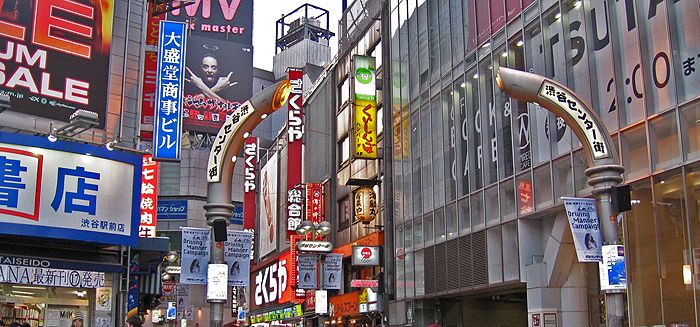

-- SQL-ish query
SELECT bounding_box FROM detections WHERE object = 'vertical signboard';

[140,3,164,140]
[259,153,279,258]
[323,253,342,290]
[224,230,253,287]
[139,154,159,237]
[168,0,254,133]
[287,68,304,237]
[287,184,304,235]
[181,227,210,284]
[353,55,378,159]
[0,0,114,127]
[563,197,603,262]
[306,183,324,224]
[243,137,258,230]
[297,255,318,290]
[599,245,627,291]
[153,21,187,161]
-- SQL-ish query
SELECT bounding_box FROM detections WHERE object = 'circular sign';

[356,68,373,84]
[162,280,176,295]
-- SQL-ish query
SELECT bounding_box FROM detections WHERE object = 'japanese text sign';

[287,184,304,234]
[0,132,140,246]
[252,251,294,308]
[243,137,258,230]
[0,0,114,127]
[353,55,378,159]
[207,101,254,182]
[153,21,187,161]
[306,183,324,224]
[563,197,603,262]
[539,82,610,160]
[139,155,159,238]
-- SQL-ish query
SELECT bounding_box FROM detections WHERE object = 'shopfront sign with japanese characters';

[252,252,293,307]
[153,21,188,161]
[0,132,140,246]
[353,55,378,159]
[538,82,610,160]
[306,183,324,224]
[352,246,380,266]
[207,101,254,183]
[0,254,114,288]
[139,155,159,237]
[243,137,258,230]
[287,185,304,234]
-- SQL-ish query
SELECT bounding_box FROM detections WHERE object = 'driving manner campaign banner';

[0,0,114,127]
[562,197,603,262]
[181,227,210,284]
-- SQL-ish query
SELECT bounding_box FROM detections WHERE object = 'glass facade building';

[386,0,700,326]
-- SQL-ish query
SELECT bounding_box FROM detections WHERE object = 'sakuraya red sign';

[139,154,159,237]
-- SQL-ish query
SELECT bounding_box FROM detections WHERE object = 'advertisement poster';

[176,284,190,318]
[562,197,603,262]
[353,55,378,159]
[0,132,140,246]
[45,306,88,327]
[259,152,279,258]
[181,227,210,284]
[297,254,317,290]
[0,0,114,127]
[95,288,112,311]
[168,0,253,133]
[224,230,253,286]
[207,264,228,301]
[599,245,627,291]
[323,253,342,290]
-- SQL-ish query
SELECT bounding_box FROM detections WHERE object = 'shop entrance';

[1,284,101,327]
[410,290,527,327]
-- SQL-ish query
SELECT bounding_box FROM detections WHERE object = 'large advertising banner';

[0,132,140,246]
[181,227,210,284]
[168,0,254,133]
[353,55,378,159]
[562,197,603,262]
[0,0,114,128]
[259,152,279,258]
[224,230,253,287]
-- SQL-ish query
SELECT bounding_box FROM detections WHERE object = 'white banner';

[297,254,317,289]
[224,230,253,287]
[323,253,342,289]
[181,227,210,284]
[0,265,105,288]
[207,264,228,301]
[562,197,603,262]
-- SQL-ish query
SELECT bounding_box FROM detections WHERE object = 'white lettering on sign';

[539,82,610,160]
[286,187,303,232]
[287,78,303,142]
[243,141,257,192]
[254,258,288,306]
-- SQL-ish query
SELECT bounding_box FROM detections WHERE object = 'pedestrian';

[21,322,30,327]
[125,316,142,327]
[9,322,20,327]
[71,311,83,327]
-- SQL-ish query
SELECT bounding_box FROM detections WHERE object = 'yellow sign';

[353,55,378,159]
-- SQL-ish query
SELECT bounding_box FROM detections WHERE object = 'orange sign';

[329,291,359,317]
[334,231,383,258]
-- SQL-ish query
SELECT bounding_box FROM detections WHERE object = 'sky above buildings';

[252,0,343,71]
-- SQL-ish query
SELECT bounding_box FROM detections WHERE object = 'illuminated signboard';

[139,154,159,237]
[287,68,303,237]
[353,55,378,159]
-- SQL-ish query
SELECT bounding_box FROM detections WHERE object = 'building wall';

[386,0,700,326]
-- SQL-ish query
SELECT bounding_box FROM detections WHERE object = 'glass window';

[396,226,405,255]
[500,180,515,221]
[445,83,458,202]
[340,136,350,163]
[377,106,384,136]
[339,77,350,105]
[371,41,383,69]
[458,196,470,233]
[587,0,618,132]
[414,217,423,247]
[625,178,662,326]
[402,116,413,222]
[462,0,477,53]
[433,94,446,207]
[418,0,430,91]
[621,124,650,180]
[516,173,534,216]
[478,57,498,185]
[525,21,552,165]
[158,162,181,195]
[493,44,514,179]
[424,212,434,244]
[449,0,464,62]
[502,221,519,281]
[680,102,700,161]
[686,163,700,318]
[466,67,483,191]
[485,185,499,226]
[337,106,350,138]
[612,0,646,127]
[435,207,446,243]
[438,0,452,74]
[446,202,457,238]
[405,222,413,250]
[471,191,485,229]
[395,256,405,300]
[405,251,415,298]
[564,1,593,104]
[411,111,423,217]
[415,250,425,296]
[639,0,676,113]
[534,164,553,209]
[573,149,590,195]
[421,103,434,212]
[654,170,693,325]
[487,226,504,284]
[553,155,574,201]
[649,111,680,171]
[669,0,700,103]
[428,0,440,82]
[509,34,531,173]
[408,0,420,98]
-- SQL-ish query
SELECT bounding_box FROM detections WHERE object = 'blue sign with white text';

[157,199,188,219]
[231,202,243,225]
[153,21,187,161]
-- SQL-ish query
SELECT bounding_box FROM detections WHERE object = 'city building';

[381,0,700,326]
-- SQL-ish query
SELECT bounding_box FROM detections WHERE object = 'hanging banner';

[243,137,258,230]
[139,155,159,237]
[599,245,627,291]
[353,55,378,159]
[224,230,253,287]
[153,20,188,161]
[323,253,342,290]
[207,263,228,301]
[259,152,279,257]
[287,184,304,234]
[297,255,317,290]
[176,284,190,319]
[287,68,304,237]
[306,183,324,224]
[181,227,210,284]
[562,197,603,262]
[139,2,163,140]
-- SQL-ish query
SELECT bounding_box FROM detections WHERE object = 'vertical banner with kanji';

[306,183,324,224]
[287,68,304,237]
[139,154,159,237]
[353,55,378,159]
[153,21,187,161]
[139,2,163,140]
[286,185,304,234]
[243,137,258,231]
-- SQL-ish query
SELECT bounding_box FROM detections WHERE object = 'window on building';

[339,77,350,106]
[340,136,350,164]
[621,124,650,180]
[680,102,700,161]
